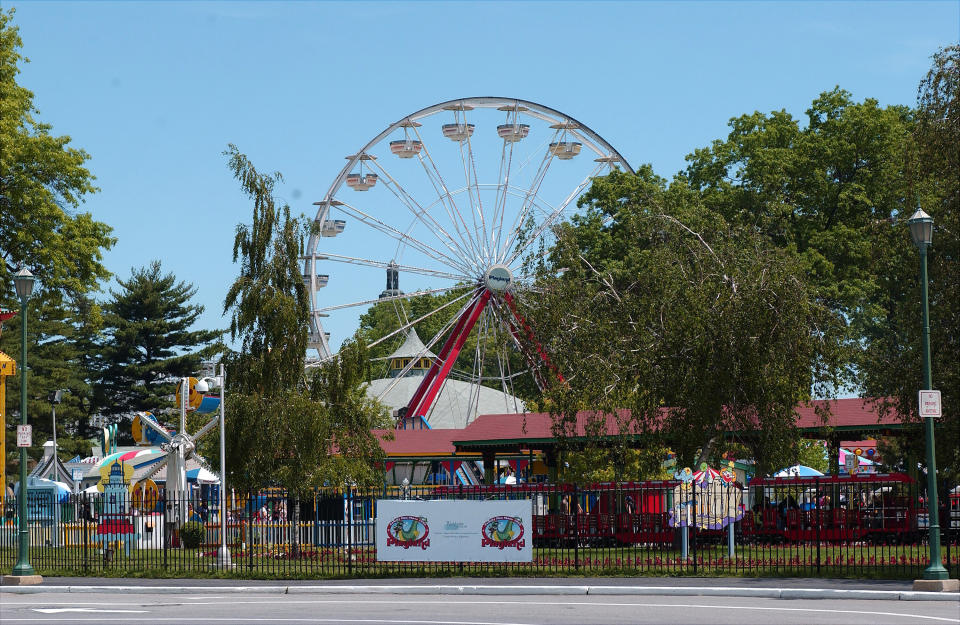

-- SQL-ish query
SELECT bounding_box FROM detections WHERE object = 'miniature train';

[435,473,956,546]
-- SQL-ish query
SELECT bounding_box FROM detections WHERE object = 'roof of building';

[374,428,475,458]
[384,328,437,360]
[451,398,906,452]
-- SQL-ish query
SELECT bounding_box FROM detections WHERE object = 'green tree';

[220,146,389,555]
[682,88,917,387]
[0,9,114,476]
[525,169,843,475]
[859,47,960,481]
[97,261,222,429]
[0,10,114,297]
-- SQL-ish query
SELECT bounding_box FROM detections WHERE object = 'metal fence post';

[691,479,697,575]
[815,477,821,574]
[347,485,353,577]
[573,485,579,571]
[161,491,168,570]
[245,493,252,572]
[82,493,88,573]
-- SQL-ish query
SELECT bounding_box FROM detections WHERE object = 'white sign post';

[376,499,532,563]
[919,390,942,418]
[16,424,32,447]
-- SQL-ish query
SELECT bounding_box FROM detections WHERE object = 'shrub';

[180,521,206,549]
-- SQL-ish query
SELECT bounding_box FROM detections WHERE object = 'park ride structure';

[122,377,222,527]
[304,98,633,427]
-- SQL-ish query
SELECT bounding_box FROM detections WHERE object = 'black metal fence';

[2,476,957,579]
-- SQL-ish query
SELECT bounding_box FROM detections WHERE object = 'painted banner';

[376,499,532,563]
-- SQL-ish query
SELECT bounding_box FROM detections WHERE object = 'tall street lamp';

[907,208,948,581]
[48,390,63,481]
[12,267,36,578]
[196,364,232,568]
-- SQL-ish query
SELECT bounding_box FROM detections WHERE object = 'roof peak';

[387,328,438,360]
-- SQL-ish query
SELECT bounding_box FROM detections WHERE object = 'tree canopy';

[97,261,222,425]
[522,168,843,474]
[858,47,960,481]
[220,146,390,502]
[1,8,114,473]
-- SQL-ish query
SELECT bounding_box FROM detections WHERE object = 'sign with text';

[376,499,532,563]
[16,424,31,447]
[919,390,941,418]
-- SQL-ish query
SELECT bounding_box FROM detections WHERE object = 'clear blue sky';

[7,1,959,346]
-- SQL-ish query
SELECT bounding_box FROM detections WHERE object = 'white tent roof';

[384,328,437,360]
[366,376,524,429]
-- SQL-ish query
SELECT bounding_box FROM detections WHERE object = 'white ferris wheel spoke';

[335,198,473,275]
[372,289,485,403]
[491,109,521,268]
[465,307,490,427]
[496,137,559,264]
[365,288,477,352]
[505,160,607,266]
[314,285,471,314]
[306,252,469,282]
[411,124,486,269]
[493,319,521,414]
[363,158,477,273]
[306,289,477,369]
[457,107,491,265]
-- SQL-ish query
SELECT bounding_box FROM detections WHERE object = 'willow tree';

[220,146,388,555]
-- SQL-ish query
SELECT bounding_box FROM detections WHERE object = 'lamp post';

[907,208,948,581]
[196,364,232,567]
[48,390,63,481]
[12,267,36,577]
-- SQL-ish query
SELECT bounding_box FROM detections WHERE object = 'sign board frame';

[16,424,32,447]
[376,499,532,563]
[919,390,942,418]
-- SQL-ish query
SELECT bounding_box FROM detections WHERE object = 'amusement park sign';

[376,499,532,563]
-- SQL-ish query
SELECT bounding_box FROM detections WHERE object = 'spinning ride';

[306,98,632,426]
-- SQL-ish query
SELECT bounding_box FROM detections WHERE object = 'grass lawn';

[3,542,956,580]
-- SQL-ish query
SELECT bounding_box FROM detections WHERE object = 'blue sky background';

[7,1,959,345]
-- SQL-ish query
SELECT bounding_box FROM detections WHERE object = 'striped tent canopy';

[692,466,722,484]
[91,448,165,472]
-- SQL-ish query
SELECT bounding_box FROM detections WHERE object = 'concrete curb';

[1,583,958,601]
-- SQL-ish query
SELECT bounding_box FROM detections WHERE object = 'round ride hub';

[483,265,513,292]
[305,97,632,426]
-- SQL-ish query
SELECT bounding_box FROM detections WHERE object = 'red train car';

[745,473,919,544]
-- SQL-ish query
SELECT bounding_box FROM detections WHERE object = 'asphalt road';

[2,590,958,625]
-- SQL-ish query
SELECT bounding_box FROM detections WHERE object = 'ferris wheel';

[304,97,632,427]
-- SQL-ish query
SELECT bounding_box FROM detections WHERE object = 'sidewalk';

[2,576,958,601]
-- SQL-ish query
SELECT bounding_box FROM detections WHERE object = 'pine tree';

[97,261,221,429]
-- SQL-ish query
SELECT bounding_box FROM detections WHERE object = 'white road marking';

[0,619,531,624]
[5,598,956,624]
[32,608,149,614]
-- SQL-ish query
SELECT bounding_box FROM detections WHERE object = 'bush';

[180,521,206,549]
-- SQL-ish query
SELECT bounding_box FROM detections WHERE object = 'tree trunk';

[291,496,300,559]
[696,434,719,467]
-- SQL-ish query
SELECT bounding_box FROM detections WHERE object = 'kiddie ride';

[101,377,221,545]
